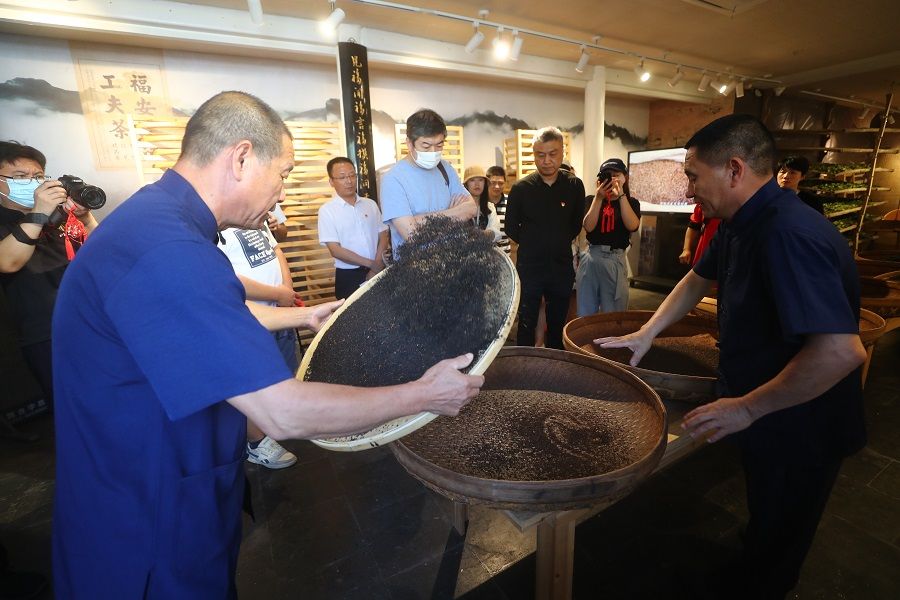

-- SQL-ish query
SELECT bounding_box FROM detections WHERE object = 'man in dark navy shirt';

[597,114,865,599]
[505,127,584,349]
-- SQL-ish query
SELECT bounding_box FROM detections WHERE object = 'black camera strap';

[10,213,50,245]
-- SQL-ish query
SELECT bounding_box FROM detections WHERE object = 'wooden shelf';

[825,206,861,219]
[808,167,894,177]
[801,187,890,196]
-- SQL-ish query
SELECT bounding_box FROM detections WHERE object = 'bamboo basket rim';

[563,311,719,384]
[391,347,667,510]
[303,248,520,451]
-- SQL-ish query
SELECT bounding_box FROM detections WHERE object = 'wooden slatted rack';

[129,117,343,344]
[503,129,572,181]
[394,123,465,181]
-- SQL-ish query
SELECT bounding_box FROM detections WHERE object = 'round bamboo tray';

[856,256,900,278]
[564,311,719,403]
[302,248,520,451]
[391,347,666,511]
[859,308,887,346]
[860,277,900,319]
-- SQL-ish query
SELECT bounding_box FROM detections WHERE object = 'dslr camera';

[49,175,106,226]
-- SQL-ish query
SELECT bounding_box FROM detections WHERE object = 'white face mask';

[0,178,42,209]
[413,150,442,170]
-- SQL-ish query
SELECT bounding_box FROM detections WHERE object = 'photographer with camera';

[576,158,641,317]
[0,141,99,414]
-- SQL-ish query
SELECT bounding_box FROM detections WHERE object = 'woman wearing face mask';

[0,141,98,415]
[463,165,501,242]
[576,158,641,317]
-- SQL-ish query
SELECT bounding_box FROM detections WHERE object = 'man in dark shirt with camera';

[504,127,584,349]
[0,141,98,413]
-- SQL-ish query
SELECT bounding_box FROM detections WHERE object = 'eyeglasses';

[0,174,48,184]
[331,173,358,182]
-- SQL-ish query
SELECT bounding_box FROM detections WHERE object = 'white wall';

[1,32,651,216]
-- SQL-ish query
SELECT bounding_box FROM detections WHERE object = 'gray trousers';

[576,245,629,317]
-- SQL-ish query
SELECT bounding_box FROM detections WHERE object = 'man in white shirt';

[218,221,300,469]
[318,157,390,299]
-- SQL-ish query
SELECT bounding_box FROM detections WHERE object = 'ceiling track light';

[774,86,786,96]
[464,22,485,53]
[319,2,345,35]
[345,1,782,90]
[697,72,711,92]
[509,29,523,61]
[247,0,263,25]
[735,79,745,98]
[492,25,510,59]
[575,46,590,73]
[667,66,684,88]
[634,59,650,82]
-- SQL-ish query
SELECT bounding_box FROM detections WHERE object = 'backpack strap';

[436,161,450,187]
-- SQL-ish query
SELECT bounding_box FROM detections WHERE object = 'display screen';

[628,147,693,213]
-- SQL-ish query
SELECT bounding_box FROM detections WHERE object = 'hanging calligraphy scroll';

[70,44,172,170]
[337,41,378,203]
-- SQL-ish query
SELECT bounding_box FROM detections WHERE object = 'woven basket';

[391,347,666,511]
[302,248,520,451]
[564,311,718,403]
[860,277,900,319]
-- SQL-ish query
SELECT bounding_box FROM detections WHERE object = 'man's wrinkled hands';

[594,330,653,367]
[305,300,343,332]
[682,397,755,443]
[416,353,484,416]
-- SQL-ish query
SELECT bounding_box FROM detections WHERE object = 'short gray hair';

[532,126,564,147]
[181,91,292,167]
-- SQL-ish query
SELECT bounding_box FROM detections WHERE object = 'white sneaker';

[246,436,297,469]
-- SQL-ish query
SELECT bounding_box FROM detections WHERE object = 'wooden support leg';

[535,512,578,600]
[861,344,875,388]
[451,501,469,535]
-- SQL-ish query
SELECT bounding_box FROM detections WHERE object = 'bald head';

[180,91,291,167]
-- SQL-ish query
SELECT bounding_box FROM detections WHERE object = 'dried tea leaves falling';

[305,215,515,386]
[402,389,653,481]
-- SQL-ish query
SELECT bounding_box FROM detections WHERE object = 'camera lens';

[78,185,106,210]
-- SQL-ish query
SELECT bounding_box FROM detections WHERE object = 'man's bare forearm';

[742,333,865,421]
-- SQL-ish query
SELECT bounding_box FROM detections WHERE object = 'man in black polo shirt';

[597,115,866,599]
[504,127,584,349]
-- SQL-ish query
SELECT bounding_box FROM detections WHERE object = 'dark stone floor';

[2,288,899,599]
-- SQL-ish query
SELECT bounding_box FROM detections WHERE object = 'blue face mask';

[0,177,42,209]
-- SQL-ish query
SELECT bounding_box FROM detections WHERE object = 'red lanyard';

[63,211,87,260]
[600,191,615,233]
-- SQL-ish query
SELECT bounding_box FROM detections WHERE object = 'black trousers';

[733,451,843,599]
[334,267,368,300]
[20,340,53,406]
[516,267,573,350]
